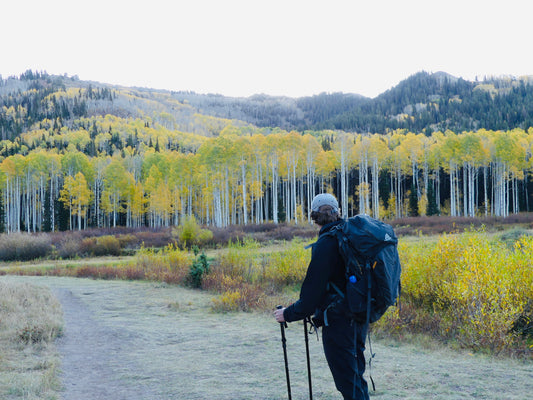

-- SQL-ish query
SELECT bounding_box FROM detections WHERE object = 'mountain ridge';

[2,70,533,136]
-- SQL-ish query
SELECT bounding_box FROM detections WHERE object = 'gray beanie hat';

[311,193,339,213]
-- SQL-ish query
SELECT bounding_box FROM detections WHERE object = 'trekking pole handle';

[276,305,288,328]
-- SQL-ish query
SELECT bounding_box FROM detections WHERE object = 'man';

[274,193,369,400]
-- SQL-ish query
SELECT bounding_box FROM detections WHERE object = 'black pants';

[322,316,369,400]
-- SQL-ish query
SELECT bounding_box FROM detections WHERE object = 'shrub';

[206,238,311,313]
[173,216,213,248]
[212,290,242,312]
[499,228,531,248]
[132,229,173,248]
[78,237,97,256]
[207,270,265,312]
[209,226,246,246]
[93,235,121,256]
[75,235,122,257]
[263,239,312,287]
[400,229,533,355]
[133,244,193,284]
[57,234,83,258]
[0,232,52,261]
[216,238,262,282]
[116,233,138,250]
[203,268,245,293]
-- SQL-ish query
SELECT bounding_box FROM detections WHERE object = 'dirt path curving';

[2,276,532,400]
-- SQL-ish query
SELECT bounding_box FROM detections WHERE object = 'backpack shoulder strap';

[328,281,345,298]
[304,220,344,249]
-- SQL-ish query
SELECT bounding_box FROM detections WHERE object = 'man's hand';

[274,307,286,323]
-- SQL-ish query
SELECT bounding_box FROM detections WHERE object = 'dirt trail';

[53,288,163,400]
[2,276,532,400]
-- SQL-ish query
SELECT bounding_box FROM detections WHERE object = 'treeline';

[2,70,533,233]
[316,72,533,134]
[5,70,533,138]
[1,122,533,233]
[172,72,533,134]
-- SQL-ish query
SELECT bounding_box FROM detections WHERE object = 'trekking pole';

[303,317,313,400]
[277,306,292,400]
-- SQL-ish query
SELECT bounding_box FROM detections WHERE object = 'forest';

[173,71,533,134]
[1,71,533,233]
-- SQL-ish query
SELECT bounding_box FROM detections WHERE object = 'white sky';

[1,0,532,98]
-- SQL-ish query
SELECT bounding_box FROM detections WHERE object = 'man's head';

[310,193,341,226]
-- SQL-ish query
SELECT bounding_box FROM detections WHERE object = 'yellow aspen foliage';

[59,172,92,228]
[400,229,532,353]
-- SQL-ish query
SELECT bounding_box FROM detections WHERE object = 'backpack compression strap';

[365,260,376,392]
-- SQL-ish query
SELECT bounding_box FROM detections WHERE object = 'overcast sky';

[1,0,532,98]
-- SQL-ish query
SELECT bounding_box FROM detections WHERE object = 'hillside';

[3,70,533,139]
[171,71,533,134]
[0,70,251,145]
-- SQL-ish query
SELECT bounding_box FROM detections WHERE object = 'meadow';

[1,276,532,400]
[1,215,532,358]
[0,215,532,399]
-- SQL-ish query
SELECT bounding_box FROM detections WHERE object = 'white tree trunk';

[340,145,348,218]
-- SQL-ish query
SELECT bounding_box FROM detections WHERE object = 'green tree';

[408,181,419,217]
[426,181,439,216]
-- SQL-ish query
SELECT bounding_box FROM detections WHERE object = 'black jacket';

[283,219,346,322]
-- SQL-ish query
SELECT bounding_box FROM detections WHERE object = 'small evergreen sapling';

[188,245,209,288]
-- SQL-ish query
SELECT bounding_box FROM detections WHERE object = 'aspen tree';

[25,151,51,232]
[250,134,267,224]
[457,132,486,217]
[368,134,389,218]
[440,131,462,216]
[387,132,410,218]
[102,158,133,227]
[302,134,322,221]
[129,182,146,227]
[333,132,353,217]
[59,172,92,230]
[0,156,24,232]
[265,133,282,223]
[91,156,109,227]
[144,164,172,227]
[353,134,371,215]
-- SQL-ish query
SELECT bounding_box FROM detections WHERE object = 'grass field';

[0,280,62,400]
[1,276,532,400]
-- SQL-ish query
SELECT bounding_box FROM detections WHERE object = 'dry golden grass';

[0,281,63,399]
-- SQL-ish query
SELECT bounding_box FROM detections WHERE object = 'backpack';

[326,214,401,324]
